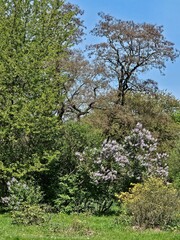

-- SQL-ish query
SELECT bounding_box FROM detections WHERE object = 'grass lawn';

[0,213,179,240]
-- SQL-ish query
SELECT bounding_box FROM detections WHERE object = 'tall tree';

[0,0,83,180]
[84,91,180,150]
[88,12,179,105]
[57,50,108,120]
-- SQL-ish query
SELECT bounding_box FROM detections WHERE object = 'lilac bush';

[123,123,168,180]
[74,141,129,213]
[1,178,43,211]
[76,123,168,185]
[74,123,169,213]
[90,139,129,184]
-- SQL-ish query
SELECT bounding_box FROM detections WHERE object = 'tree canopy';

[88,12,179,105]
[0,0,83,179]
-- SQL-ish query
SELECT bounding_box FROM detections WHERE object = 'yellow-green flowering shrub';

[116,177,180,228]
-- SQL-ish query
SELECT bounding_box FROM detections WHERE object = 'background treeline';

[0,0,179,229]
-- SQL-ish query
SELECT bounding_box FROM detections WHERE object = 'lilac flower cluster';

[124,123,158,153]
[1,196,10,205]
[75,123,169,184]
[123,123,168,179]
[1,178,43,211]
[76,139,129,184]
[93,168,118,183]
[101,139,129,166]
[1,177,17,205]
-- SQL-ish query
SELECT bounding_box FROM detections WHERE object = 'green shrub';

[11,203,48,225]
[1,178,43,211]
[116,177,180,228]
[1,178,50,225]
[39,121,103,205]
[54,173,92,214]
[74,123,168,214]
[172,110,180,123]
[168,138,180,189]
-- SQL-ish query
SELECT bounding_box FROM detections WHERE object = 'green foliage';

[1,178,50,225]
[51,123,169,215]
[117,178,180,229]
[83,97,135,142]
[168,138,180,189]
[50,122,115,214]
[126,93,180,151]
[0,0,179,226]
[1,178,43,211]
[68,218,93,236]
[172,110,180,123]
[54,173,92,214]
[0,0,83,180]
[56,122,103,174]
[73,123,169,214]
[54,171,114,215]
[38,121,103,205]
[11,203,48,225]
[84,92,180,153]
[113,204,132,227]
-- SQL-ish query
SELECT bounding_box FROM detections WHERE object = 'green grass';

[0,213,179,240]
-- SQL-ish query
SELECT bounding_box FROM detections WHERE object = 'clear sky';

[69,0,180,99]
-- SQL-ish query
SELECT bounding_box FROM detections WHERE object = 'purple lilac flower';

[76,123,169,183]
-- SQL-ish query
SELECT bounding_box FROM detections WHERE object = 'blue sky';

[69,0,180,99]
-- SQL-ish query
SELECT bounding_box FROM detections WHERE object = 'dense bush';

[117,177,180,228]
[172,110,180,123]
[54,172,93,214]
[37,122,103,207]
[70,123,168,214]
[1,178,43,211]
[0,178,49,225]
[11,203,48,225]
[123,122,168,182]
[0,123,172,218]
[168,138,180,189]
